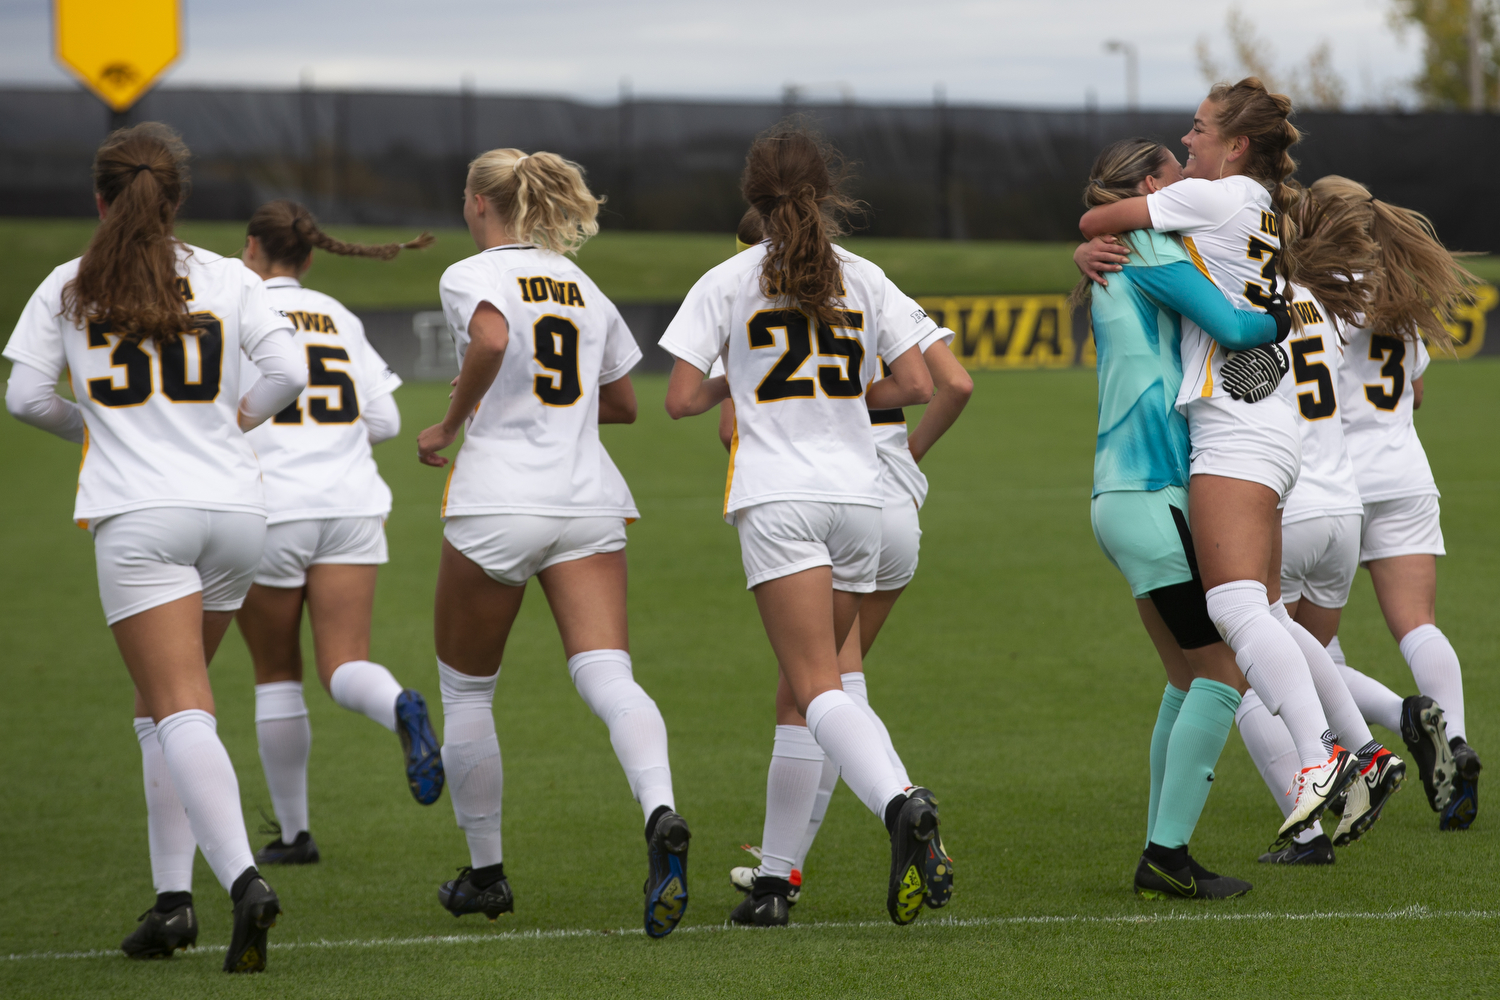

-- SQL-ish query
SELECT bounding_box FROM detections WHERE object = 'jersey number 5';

[748,309,865,403]
[87,316,224,407]
[1290,337,1336,420]
[274,346,361,424]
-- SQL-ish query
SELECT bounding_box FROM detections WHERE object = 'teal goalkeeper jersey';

[1091,230,1278,496]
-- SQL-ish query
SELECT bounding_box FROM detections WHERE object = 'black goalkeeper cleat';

[643,807,690,938]
[120,899,198,959]
[728,875,791,927]
[1442,737,1481,831]
[438,865,514,920]
[1259,834,1335,865]
[908,788,954,909]
[1401,695,1456,813]
[888,788,939,925]
[1134,854,1251,900]
[254,828,320,866]
[396,689,445,805]
[223,872,279,974]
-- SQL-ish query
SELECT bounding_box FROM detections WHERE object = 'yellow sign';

[918,294,1092,369]
[55,0,180,112]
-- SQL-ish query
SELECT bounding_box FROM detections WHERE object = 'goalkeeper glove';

[1264,292,1293,343]
[1220,343,1289,403]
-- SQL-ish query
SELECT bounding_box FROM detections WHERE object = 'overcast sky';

[1,0,1418,109]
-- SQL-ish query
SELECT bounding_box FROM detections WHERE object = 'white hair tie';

[514,154,529,163]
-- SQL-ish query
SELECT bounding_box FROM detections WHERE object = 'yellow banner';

[921,284,1498,369]
[54,0,180,113]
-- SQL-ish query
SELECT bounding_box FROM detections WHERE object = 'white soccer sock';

[438,660,504,868]
[758,726,825,880]
[840,672,911,789]
[1234,689,1300,820]
[793,755,840,872]
[329,659,403,732]
[1270,603,1376,753]
[1206,581,1331,768]
[1336,664,1404,735]
[154,709,256,893]
[568,650,675,823]
[254,682,311,842]
[804,690,908,819]
[1401,625,1466,741]
[133,718,195,894]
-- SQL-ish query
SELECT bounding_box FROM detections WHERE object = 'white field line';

[7,904,1498,962]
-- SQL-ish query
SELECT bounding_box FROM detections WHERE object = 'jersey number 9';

[533,316,582,407]
[87,316,224,408]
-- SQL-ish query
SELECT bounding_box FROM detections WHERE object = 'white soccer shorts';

[1360,494,1444,562]
[735,500,881,592]
[444,514,627,587]
[1280,513,1362,609]
[92,507,267,626]
[875,498,922,591]
[1184,394,1302,506]
[255,516,389,588]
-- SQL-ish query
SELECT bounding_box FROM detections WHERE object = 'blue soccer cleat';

[644,806,690,938]
[1442,737,1481,831]
[395,689,445,805]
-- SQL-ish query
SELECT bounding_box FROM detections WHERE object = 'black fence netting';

[3,87,1498,251]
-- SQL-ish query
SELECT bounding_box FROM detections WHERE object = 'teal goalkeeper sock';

[1151,678,1242,850]
[1146,684,1188,847]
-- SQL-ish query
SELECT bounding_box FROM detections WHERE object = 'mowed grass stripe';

[12,904,1500,962]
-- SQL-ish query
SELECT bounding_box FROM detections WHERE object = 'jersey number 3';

[1364,335,1405,411]
[87,317,224,407]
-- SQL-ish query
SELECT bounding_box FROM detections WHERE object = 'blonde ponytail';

[467,149,602,255]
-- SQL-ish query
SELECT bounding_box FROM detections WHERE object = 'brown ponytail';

[1307,176,1477,350]
[62,122,194,343]
[1206,78,1379,328]
[247,200,434,267]
[741,123,863,327]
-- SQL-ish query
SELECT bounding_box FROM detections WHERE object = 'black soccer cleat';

[643,807,690,938]
[254,828,320,866]
[1134,854,1252,900]
[728,875,792,927]
[120,900,198,959]
[396,689,445,806]
[1259,834,1335,865]
[1442,737,1482,831]
[438,866,514,920]
[888,788,939,925]
[908,788,954,909]
[1401,695,1456,813]
[223,872,279,974]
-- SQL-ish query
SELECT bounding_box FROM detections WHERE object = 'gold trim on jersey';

[722,416,739,517]
[1201,344,1216,397]
[440,454,457,517]
[1181,237,1213,282]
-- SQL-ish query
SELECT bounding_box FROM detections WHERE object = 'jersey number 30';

[87,317,224,407]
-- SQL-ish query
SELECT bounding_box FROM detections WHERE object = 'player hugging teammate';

[1075,77,1482,894]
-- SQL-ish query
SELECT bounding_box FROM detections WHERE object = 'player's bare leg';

[538,550,688,937]
[1368,554,1478,828]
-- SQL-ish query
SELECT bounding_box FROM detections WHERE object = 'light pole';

[1104,40,1138,111]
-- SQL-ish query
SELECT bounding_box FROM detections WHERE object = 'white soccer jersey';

[1280,290,1363,524]
[4,245,292,526]
[1147,176,1294,410]
[1338,324,1436,502]
[660,244,924,519]
[242,277,402,525]
[438,245,641,518]
[871,316,952,509]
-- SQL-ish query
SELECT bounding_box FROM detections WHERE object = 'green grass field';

[1,364,1497,998]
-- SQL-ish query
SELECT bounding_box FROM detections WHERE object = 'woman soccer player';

[417,147,690,938]
[3,124,306,972]
[1237,177,1482,835]
[716,209,969,911]
[234,200,443,867]
[661,124,941,928]
[1078,78,1380,851]
[1074,137,1295,897]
